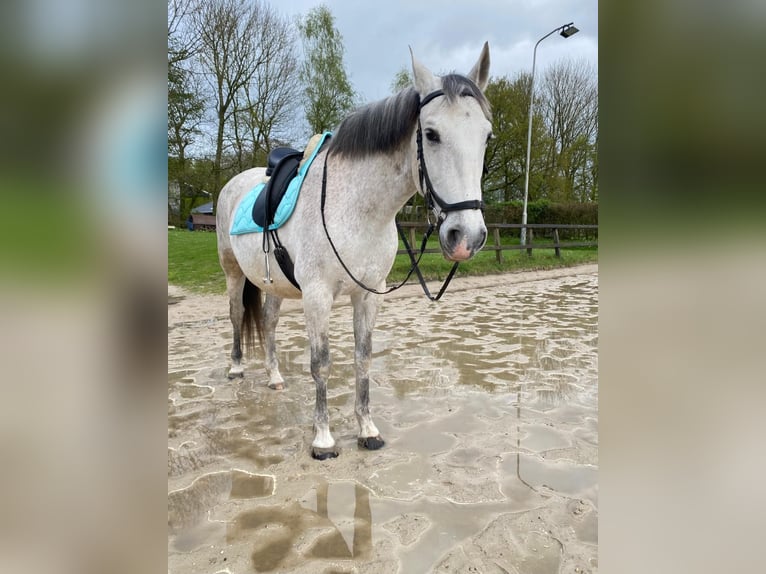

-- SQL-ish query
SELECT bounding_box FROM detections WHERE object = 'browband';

[419,89,445,109]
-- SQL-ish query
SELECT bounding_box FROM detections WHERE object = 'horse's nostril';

[447,228,461,248]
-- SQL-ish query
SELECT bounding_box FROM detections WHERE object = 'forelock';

[440,74,492,121]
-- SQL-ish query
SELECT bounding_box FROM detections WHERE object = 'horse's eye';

[425,129,440,143]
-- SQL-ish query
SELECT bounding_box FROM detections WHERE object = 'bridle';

[415,89,485,222]
[320,88,485,300]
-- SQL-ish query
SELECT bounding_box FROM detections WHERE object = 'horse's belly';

[229,222,398,299]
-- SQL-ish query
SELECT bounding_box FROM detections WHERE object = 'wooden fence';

[184,216,598,261]
[396,222,598,261]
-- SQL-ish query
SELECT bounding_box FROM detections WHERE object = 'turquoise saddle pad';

[230,131,332,236]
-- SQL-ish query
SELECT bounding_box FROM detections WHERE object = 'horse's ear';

[410,46,440,95]
[468,41,490,91]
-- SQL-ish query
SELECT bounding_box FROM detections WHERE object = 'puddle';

[503,453,598,503]
[168,270,598,573]
[522,423,572,452]
[175,383,214,400]
[168,369,197,385]
[168,470,275,541]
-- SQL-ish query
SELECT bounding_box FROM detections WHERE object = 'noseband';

[416,89,485,221]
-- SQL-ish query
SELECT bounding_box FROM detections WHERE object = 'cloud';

[278,0,598,101]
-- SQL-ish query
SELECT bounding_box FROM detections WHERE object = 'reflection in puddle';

[168,271,598,572]
[168,470,275,534]
[224,481,373,572]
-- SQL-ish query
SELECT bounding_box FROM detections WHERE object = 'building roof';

[190,201,214,214]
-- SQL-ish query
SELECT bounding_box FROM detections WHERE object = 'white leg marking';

[358,418,380,439]
[312,424,336,449]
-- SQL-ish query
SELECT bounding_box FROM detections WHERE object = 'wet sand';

[168,264,598,573]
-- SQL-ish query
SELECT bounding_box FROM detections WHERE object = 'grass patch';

[168,229,227,294]
[168,228,597,294]
[0,187,97,282]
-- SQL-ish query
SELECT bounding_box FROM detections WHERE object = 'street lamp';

[520,22,579,247]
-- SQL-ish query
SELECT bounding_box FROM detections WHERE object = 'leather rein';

[320,89,485,300]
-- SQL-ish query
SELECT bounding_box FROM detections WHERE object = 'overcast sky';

[276,0,598,102]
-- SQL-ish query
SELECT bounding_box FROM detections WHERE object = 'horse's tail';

[242,278,263,355]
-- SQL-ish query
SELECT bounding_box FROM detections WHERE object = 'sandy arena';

[168,264,598,573]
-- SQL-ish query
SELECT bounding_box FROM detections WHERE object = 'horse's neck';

[336,150,416,225]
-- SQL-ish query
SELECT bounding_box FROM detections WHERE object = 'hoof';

[357,436,385,450]
[268,382,284,391]
[311,447,339,461]
[227,369,244,379]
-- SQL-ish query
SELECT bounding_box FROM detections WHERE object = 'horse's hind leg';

[223,269,247,379]
[351,290,384,450]
[262,294,285,390]
[303,287,338,460]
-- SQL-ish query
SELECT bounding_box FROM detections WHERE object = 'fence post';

[493,227,503,264]
[409,226,416,250]
[553,228,561,258]
[526,228,533,256]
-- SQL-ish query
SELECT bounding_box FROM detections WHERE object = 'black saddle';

[252,147,303,229]
[265,146,301,176]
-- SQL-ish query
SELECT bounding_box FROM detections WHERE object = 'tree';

[193,0,264,207]
[298,5,356,133]
[481,61,598,205]
[230,6,301,170]
[483,73,550,203]
[168,0,205,220]
[588,129,598,202]
[168,63,205,222]
[390,67,412,93]
[538,58,598,202]
[168,0,200,66]
[168,63,204,166]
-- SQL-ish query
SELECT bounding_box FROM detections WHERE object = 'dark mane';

[328,74,491,159]
[441,74,492,120]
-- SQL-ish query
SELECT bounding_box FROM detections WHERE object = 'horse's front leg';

[304,288,338,460]
[262,294,285,390]
[352,290,385,450]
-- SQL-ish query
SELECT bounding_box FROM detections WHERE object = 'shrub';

[483,201,598,239]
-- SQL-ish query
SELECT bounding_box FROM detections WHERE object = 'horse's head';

[410,43,492,262]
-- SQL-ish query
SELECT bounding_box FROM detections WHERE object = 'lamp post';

[520,22,579,247]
